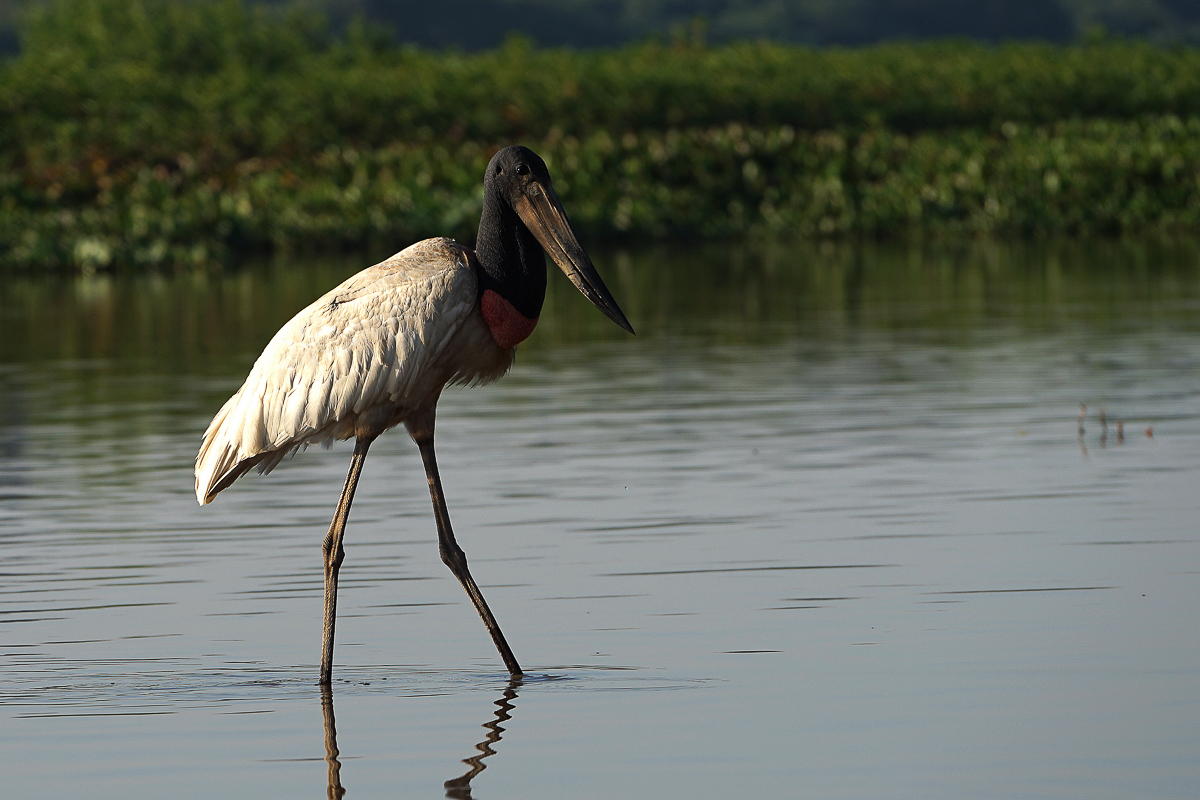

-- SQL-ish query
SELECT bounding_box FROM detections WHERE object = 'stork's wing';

[195,239,483,505]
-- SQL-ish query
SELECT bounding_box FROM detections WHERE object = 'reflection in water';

[2,238,1199,799]
[317,680,521,800]
[444,680,522,800]
[321,686,346,800]
[3,237,1197,368]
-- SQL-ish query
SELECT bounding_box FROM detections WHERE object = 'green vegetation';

[7,0,1199,52]
[2,0,1200,271]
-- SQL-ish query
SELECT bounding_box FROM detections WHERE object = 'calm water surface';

[1,239,1198,798]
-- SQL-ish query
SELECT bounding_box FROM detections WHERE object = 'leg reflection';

[321,685,346,800]
[444,679,522,799]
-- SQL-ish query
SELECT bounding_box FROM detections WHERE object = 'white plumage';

[195,238,512,505]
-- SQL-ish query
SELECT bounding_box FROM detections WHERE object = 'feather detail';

[195,239,514,505]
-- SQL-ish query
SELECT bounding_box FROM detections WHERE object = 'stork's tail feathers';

[195,394,239,505]
[194,391,293,505]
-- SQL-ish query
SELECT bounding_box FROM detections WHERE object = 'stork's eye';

[515,163,530,176]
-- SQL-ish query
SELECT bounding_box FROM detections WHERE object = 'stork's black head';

[476,146,634,335]
[485,145,551,209]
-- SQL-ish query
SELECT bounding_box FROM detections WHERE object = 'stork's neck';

[474,192,547,322]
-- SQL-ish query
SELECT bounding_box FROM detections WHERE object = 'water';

[2,239,1198,798]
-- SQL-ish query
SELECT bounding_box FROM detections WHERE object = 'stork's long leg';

[407,412,523,676]
[320,436,374,685]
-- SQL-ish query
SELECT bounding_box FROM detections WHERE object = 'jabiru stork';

[195,146,634,684]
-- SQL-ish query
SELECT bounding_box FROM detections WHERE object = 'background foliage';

[338,0,1200,49]
[4,0,1200,52]
[2,0,1199,270]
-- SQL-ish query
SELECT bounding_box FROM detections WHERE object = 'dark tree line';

[3,0,1199,55]
[336,0,1193,49]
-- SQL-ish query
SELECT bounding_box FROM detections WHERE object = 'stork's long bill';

[514,180,635,335]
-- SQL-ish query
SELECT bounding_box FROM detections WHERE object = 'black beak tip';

[592,293,634,335]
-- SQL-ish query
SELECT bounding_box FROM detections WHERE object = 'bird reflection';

[444,679,522,799]
[318,679,520,799]
[321,685,346,800]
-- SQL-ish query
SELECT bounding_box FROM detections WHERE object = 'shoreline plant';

[2,0,1199,270]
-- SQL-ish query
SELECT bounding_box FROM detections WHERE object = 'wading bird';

[195,146,634,684]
